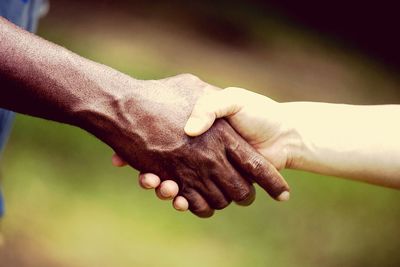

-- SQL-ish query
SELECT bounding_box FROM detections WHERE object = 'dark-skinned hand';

[99,74,290,217]
[0,18,288,218]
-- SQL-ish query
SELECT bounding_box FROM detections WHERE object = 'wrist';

[279,102,349,172]
[277,102,311,170]
[70,64,146,143]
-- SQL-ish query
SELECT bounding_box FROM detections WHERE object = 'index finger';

[224,129,290,201]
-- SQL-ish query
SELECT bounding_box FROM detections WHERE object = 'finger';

[155,180,179,200]
[211,162,256,205]
[112,153,128,167]
[184,87,244,136]
[173,196,189,211]
[226,139,290,201]
[181,188,214,218]
[195,178,231,210]
[139,173,161,189]
[235,183,256,206]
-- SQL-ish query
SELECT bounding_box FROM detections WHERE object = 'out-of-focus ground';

[1,1,400,267]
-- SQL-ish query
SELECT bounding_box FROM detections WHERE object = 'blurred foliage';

[1,1,400,267]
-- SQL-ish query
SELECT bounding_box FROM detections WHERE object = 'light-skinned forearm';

[284,102,400,188]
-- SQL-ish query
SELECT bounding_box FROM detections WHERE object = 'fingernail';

[140,173,160,189]
[184,117,204,136]
[277,191,290,201]
[174,196,189,211]
[160,189,171,198]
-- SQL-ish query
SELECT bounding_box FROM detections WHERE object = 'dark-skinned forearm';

[0,17,142,128]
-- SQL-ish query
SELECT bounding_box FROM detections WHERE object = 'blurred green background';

[1,1,400,267]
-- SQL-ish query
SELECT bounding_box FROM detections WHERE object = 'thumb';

[184,87,244,136]
[184,116,215,137]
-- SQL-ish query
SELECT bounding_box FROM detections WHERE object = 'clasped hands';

[100,74,291,218]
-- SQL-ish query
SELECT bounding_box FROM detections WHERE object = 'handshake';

[100,74,292,218]
[3,18,398,220]
[0,19,300,219]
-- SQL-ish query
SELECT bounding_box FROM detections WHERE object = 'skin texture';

[114,87,295,211]
[80,75,289,217]
[140,86,400,212]
[0,18,289,217]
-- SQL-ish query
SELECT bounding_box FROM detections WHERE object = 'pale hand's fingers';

[155,180,179,200]
[184,87,245,136]
[138,173,161,189]
[112,153,128,167]
[173,196,189,211]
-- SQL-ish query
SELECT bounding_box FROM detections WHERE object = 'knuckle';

[209,197,230,210]
[213,201,230,210]
[236,185,256,206]
[190,204,214,218]
[181,189,213,217]
[211,119,229,134]
[248,155,265,174]
[195,132,223,152]
[227,139,240,153]
[210,120,237,143]
[178,73,198,81]
[234,187,252,202]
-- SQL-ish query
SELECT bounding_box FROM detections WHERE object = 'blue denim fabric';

[0,0,47,218]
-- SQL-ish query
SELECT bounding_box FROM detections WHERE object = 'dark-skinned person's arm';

[0,17,289,217]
